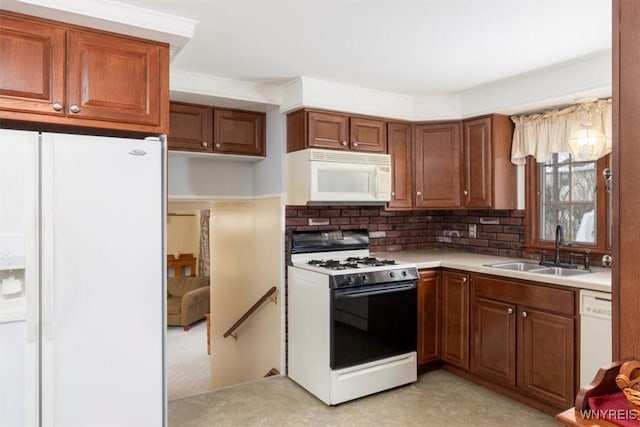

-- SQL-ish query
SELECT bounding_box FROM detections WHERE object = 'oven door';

[330,281,417,369]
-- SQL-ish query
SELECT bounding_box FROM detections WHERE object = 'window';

[526,153,610,253]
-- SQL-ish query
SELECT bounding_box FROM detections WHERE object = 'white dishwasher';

[579,289,612,388]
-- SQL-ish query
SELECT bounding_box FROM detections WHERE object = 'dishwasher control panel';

[580,289,612,320]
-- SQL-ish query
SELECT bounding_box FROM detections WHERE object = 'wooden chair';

[556,360,630,426]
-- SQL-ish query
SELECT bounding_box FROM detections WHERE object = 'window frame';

[524,154,611,256]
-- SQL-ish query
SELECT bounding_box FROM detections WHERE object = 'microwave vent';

[309,150,390,165]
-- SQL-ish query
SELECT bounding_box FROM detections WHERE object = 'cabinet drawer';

[472,275,574,316]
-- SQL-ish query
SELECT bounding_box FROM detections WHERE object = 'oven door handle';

[334,282,416,299]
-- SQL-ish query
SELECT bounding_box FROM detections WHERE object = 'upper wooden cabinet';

[287,109,386,153]
[417,269,440,366]
[463,115,517,209]
[389,115,516,210]
[167,102,266,157]
[350,117,387,152]
[0,11,169,134]
[214,109,265,156]
[414,122,463,209]
[306,110,349,150]
[387,122,413,209]
[0,13,65,117]
[168,103,212,152]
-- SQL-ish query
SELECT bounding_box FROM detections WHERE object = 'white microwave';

[287,149,392,205]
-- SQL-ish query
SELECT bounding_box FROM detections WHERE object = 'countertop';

[372,249,611,293]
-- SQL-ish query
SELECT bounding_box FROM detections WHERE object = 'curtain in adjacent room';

[198,209,210,277]
[510,98,612,165]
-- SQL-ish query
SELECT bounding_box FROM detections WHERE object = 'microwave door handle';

[375,168,380,196]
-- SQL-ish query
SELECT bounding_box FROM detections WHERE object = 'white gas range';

[287,230,419,405]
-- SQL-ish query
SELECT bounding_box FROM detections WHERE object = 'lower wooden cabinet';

[470,297,516,386]
[470,274,576,409]
[417,269,440,365]
[518,307,575,408]
[440,270,470,369]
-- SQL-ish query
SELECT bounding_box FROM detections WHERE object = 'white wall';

[253,108,285,196]
[208,198,282,388]
[459,50,612,117]
[281,76,417,120]
[278,51,611,120]
[167,155,254,199]
[166,208,199,257]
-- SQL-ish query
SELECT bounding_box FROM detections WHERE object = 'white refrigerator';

[0,129,165,427]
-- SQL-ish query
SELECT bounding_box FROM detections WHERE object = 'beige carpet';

[166,320,211,401]
[169,370,559,426]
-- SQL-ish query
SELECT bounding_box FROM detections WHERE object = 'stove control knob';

[346,276,356,285]
[389,271,396,278]
[360,274,369,283]
[402,270,408,277]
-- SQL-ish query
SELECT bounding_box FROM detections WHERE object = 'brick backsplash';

[285,206,525,257]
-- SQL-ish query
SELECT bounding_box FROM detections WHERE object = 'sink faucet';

[554,225,564,265]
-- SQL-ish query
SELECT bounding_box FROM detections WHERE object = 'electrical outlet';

[469,224,477,239]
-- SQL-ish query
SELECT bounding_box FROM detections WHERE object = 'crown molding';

[3,0,197,58]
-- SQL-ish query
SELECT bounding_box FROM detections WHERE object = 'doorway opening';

[165,197,284,402]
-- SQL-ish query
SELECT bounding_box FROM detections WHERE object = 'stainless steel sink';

[485,262,543,271]
[528,267,591,276]
[486,262,592,277]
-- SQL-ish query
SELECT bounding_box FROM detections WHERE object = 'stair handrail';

[223,286,277,340]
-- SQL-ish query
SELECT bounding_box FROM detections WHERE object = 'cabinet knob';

[52,102,63,112]
[391,192,395,197]
[201,142,208,147]
[462,277,468,283]
[416,191,422,197]
[522,311,528,318]
[215,143,221,148]
[69,104,81,114]
[353,142,359,147]
[507,308,513,315]
[341,141,348,146]
[463,190,469,196]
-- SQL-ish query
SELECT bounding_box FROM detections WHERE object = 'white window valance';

[510,98,612,165]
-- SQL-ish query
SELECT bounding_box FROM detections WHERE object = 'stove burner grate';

[306,256,397,269]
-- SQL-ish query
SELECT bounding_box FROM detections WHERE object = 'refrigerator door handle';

[41,138,55,343]
[39,134,56,425]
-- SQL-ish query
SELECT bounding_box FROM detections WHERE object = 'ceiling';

[113,0,611,96]
[1,0,611,116]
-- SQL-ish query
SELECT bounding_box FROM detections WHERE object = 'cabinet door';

[66,29,165,127]
[387,122,413,209]
[307,111,349,150]
[470,297,516,386]
[350,117,387,152]
[213,109,265,156]
[463,117,493,208]
[414,123,462,208]
[518,307,575,408]
[167,103,212,152]
[441,271,469,369]
[0,13,65,116]
[417,270,440,365]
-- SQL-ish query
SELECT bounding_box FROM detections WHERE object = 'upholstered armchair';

[167,276,210,330]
